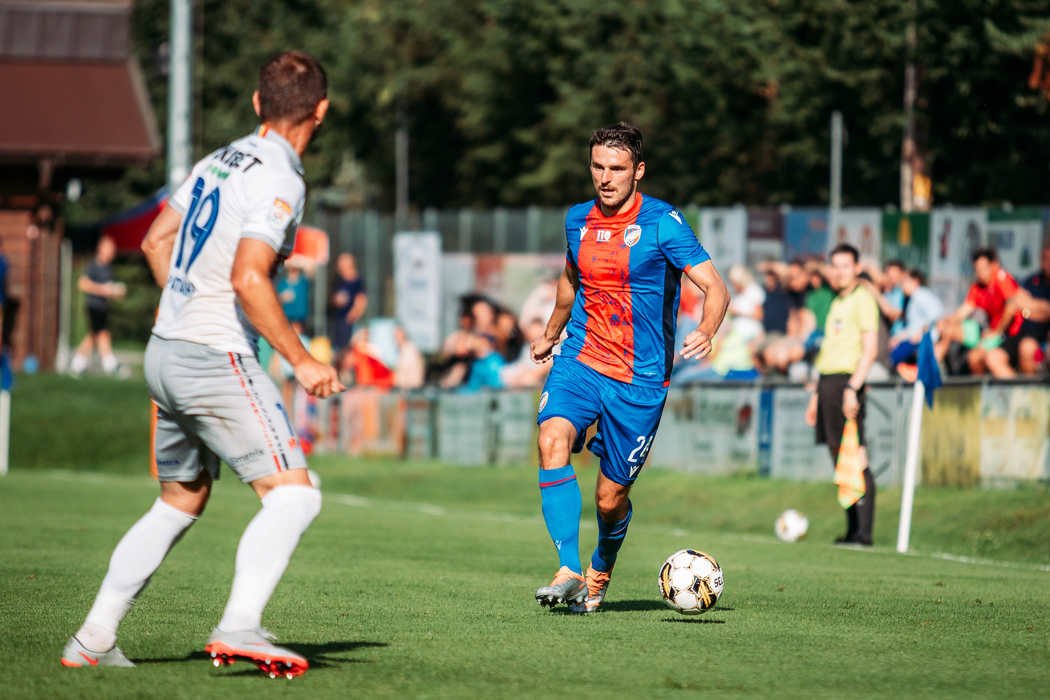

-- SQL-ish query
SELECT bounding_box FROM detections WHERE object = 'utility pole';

[167,0,193,190]
[830,110,843,211]
[395,96,409,231]
[900,20,917,213]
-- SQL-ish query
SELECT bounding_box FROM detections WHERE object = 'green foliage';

[64,0,1050,220]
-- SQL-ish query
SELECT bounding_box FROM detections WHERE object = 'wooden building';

[0,0,160,370]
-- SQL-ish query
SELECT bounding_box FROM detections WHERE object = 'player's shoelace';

[586,569,611,598]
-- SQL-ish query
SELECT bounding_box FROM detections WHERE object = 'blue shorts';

[537,357,667,485]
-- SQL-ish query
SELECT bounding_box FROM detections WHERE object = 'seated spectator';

[671,324,760,385]
[726,264,765,341]
[761,269,790,336]
[495,306,524,362]
[277,263,310,334]
[348,328,395,389]
[500,318,553,388]
[936,247,1022,377]
[889,269,945,373]
[785,260,811,337]
[393,327,425,390]
[988,246,1050,376]
[460,334,506,392]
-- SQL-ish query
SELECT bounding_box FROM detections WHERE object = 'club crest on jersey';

[268,199,293,228]
[538,391,549,413]
[624,224,642,247]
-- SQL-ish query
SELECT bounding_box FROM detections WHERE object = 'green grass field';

[2,374,1049,698]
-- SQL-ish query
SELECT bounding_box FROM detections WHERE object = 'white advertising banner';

[394,232,442,352]
[928,208,986,310]
[700,207,747,276]
[987,211,1042,279]
[827,208,881,266]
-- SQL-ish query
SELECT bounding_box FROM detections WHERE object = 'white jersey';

[153,127,306,354]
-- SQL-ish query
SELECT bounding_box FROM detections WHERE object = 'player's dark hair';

[971,246,998,264]
[907,268,927,286]
[829,243,859,263]
[884,259,905,271]
[590,122,643,166]
[258,50,327,125]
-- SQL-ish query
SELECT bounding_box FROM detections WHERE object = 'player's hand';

[680,329,712,360]
[530,335,557,364]
[804,392,818,427]
[294,358,346,399]
[842,388,859,421]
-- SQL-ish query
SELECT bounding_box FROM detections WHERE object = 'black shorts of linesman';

[805,243,880,546]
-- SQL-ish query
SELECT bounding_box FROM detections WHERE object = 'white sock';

[70,353,88,373]
[102,354,119,374]
[217,485,321,633]
[77,498,197,652]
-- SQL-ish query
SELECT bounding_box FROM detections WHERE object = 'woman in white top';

[727,264,765,341]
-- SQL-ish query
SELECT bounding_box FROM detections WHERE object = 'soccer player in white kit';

[61,51,343,678]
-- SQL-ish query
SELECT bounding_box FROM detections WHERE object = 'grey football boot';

[61,637,135,667]
[535,566,587,608]
[205,628,309,679]
[570,565,613,614]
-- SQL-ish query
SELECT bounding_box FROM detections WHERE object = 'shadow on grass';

[663,617,725,624]
[134,641,388,670]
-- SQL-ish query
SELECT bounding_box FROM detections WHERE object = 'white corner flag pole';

[896,380,925,553]
[0,389,10,476]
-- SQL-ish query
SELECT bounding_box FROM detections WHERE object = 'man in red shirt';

[935,247,1021,376]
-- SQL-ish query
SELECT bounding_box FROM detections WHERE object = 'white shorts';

[145,335,307,483]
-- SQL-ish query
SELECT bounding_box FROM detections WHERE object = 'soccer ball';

[775,509,809,542]
[658,549,724,615]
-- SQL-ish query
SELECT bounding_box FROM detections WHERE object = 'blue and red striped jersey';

[560,193,710,387]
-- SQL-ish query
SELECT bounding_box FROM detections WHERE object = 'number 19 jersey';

[153,126,306,354]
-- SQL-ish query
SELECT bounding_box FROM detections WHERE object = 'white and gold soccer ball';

[775,509,809,542]
[658,549,724,615]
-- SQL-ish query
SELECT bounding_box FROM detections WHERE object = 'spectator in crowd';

[804,262,835,333]
[761,269,790,336]
[805,243,879,546]
[726,264,765,342]
[0,237,7,348]
[277,263,310,333]
[393,326,425,389]
[347,327,394,388]
[785,261,811,337]
[988,246,1050,376]
[70,235,125,376]
[935,247,1021,377]
[871,260,906,336]
[460,333,506,392]
[495,306,524,361]
[888,268,945,377]
[501,317,554,388]
[331,253,367,355]
[470,296,498,336]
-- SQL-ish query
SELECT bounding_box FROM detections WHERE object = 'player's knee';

[265,484,322,522]
[595,489,629,522]
[537,425,571,463]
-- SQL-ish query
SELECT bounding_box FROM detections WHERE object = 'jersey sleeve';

[657,209,710,272]
[240,172,306,254]
[996,272,1019,298]
[859,290,879,332]
[168,161,206,215]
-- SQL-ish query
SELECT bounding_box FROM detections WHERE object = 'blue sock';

[538,466,582,575]
[591,501,633,573]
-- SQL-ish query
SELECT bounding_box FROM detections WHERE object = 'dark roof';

[0,1,131,61]
[0,59,161,164]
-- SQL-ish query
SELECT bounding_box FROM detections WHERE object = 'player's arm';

[231,239,345,398]
[531,262,579,364]
[141,204,185,286]
[949,300,975,323]
[860,278,901,323]
[681,261,729,360]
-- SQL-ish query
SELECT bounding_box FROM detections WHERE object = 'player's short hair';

[590,122,643,166]
[829,243,859,263]
[884,259,905,271]
[906,268,927,286]
[258,51,328,125]
[971,246,998,264]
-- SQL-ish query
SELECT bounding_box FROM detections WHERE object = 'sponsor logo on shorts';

[624,224,642,247]
[268,198,293,228]
[156,459,180,467]
[227,449,265,466]
[538,391,549,413]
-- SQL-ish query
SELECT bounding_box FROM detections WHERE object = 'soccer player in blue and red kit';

[531,122,729,612]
